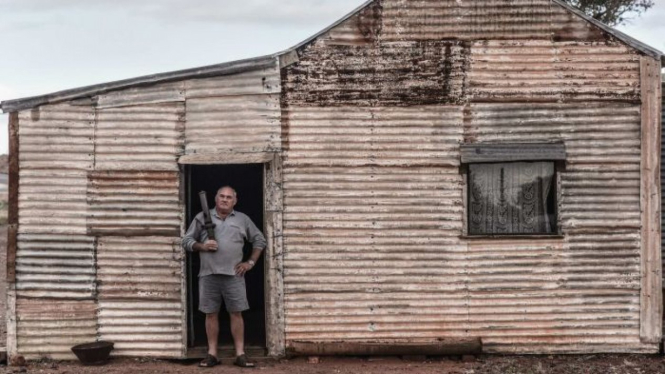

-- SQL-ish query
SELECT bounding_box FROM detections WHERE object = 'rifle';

[198,191,216,240]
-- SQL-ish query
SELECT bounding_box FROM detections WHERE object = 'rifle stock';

[198,191,216,240]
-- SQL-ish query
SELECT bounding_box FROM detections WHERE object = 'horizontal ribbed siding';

[97,237,184,357]
[467,103,643,353]
[18,105,94,171]
[96,237,182,301]
[182,59,281,157]
[17,105,95,301]
[98,301,184,357]
[15,234,95,299]
[381,0,554,41]
[16,299,97,360]
[284,41,467,107]
[283,106,465,343]
[378,0,604,42]
[95,103,184,171]
[283,106,463,167]
[468,41,640,101]
[96,82,185,109]
[185,95,281,154]
[281,102,652,353]
[87,171,181,236]
[184,62,281,98]
[318,1,381,46]
[92,100,185,359]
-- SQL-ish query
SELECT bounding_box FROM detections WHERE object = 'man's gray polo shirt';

[182,210,266,277]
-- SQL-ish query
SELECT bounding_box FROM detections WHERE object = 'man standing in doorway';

[182,186,266,368]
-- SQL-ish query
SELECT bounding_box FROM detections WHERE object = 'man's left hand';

[234,262,253,276]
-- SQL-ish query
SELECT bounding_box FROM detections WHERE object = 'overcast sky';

[1,0,664,155]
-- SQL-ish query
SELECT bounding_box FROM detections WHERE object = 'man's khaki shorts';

[198,274,249,313]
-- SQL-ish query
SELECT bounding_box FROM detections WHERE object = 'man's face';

[215,187,237,214]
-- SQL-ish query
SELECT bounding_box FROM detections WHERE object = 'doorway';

[185,164,265,349]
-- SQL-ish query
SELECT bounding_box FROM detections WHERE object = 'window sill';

[460,234,564,240]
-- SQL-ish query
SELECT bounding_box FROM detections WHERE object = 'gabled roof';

[2,0,662,113]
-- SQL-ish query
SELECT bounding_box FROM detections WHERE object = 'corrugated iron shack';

[1,0,663,360]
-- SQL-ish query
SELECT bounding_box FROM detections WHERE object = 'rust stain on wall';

[285,41,469,106]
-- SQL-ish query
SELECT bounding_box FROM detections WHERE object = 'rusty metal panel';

[96,82,185,109]
[184,94,281,155]
[15,233,95,299]
[467,102,641,229]
[16,299,97,360]
[17,104,95,172]
[280,103,653,353]
[468,41,641,102]
[283,106,464,167]
[96,236,184,357]
[184,61,281,98]
[381,0,554,41]
[284,41,467,107]
[466,102,644,353]
[550,1,606,41]
[95,103,184,171]
[282,105,466,344]
[14,103,98,359]
[378,0,619,44]
[17,104,96,302]
[87,171,181,237]
[313,0,382,46]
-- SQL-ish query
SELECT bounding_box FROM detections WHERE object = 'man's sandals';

[199,353,255,368]
[199,354,219,368]
[234,354,256,368]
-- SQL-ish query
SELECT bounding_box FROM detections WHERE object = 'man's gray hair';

[217,185,237,198]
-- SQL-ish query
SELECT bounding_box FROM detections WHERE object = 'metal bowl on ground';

[71,341,114,365]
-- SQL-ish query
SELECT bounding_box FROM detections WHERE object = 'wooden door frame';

[178,153,285,357]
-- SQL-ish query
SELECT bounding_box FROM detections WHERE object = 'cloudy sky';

[1,0,663,155]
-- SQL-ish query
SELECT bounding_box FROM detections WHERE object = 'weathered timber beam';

[287,339,482,357]
[178,152,276,165]
[639,56,663,343]
[7,112,18,283]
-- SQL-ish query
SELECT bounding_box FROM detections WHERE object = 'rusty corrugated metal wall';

[8,0,660,359]
[183,65,281,158]
[16,104,96,358]
[91,97,185,357]
[13,59,281,359]
[280,0,656,353]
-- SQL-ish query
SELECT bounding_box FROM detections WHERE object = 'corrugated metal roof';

[1,0,661,114]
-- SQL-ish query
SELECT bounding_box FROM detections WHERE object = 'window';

[461,143,565,236]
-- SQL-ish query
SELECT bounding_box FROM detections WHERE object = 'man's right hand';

[195,240,218,252]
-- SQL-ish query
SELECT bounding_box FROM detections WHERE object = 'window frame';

[460,143,565,239]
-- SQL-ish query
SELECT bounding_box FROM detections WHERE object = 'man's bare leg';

[205,313,219,357]
[229,311,245,356]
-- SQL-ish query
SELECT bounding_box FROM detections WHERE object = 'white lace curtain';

[469,162,555,235]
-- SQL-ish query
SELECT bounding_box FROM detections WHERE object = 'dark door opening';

[186,164,265,349]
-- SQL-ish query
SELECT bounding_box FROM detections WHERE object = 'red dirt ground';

[1,354,664,374]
